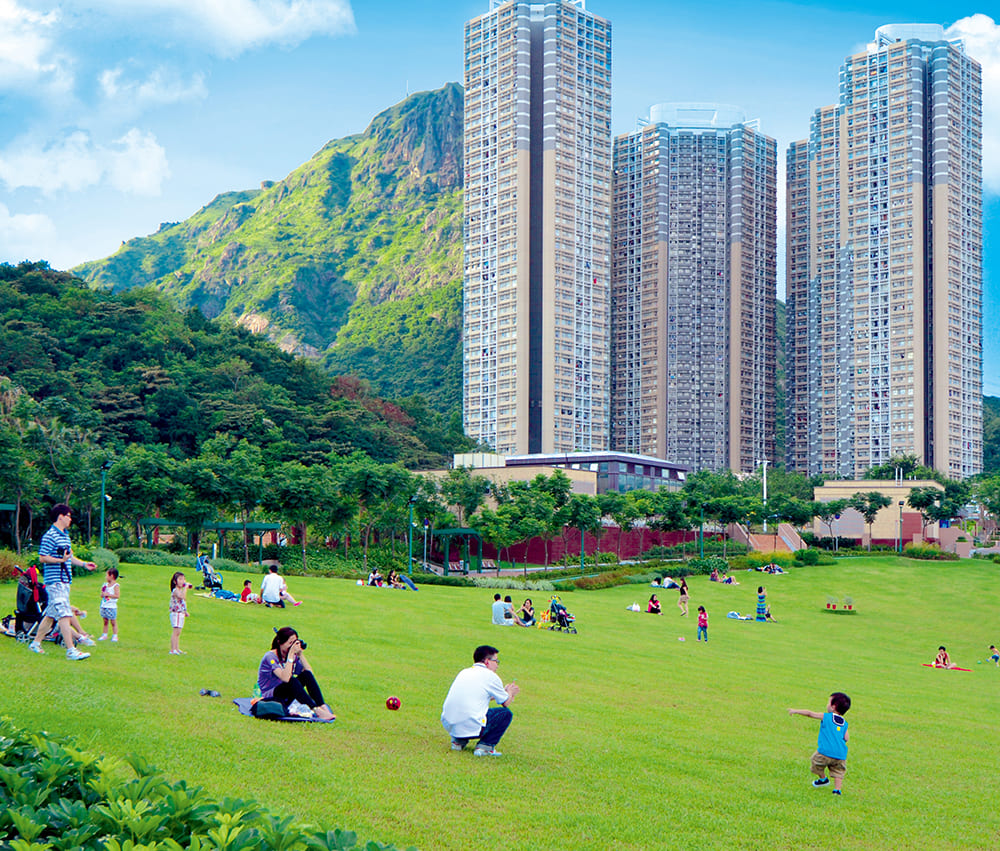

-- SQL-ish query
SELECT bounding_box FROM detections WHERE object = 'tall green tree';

[438,466,491,526]
[849,492,892,550]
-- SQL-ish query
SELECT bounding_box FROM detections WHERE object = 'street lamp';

[423,518,429,571]
[407,496,417,577]
[99,459,113,548]
[760,458,769,533]
[699,503,706,559]
[897,500,905,554]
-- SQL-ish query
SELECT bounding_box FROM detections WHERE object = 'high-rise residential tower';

[462,0,612,455]
[610,104,777,473]
[786,25,983,480]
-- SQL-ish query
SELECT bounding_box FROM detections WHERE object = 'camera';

[297,639,308,650]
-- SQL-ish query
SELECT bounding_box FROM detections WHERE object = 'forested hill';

[73,83,465,413]
[0,262,471,469]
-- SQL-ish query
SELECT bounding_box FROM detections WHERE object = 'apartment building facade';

[786,24,983,480]
[610,104,777,473]
[462,0,612,455]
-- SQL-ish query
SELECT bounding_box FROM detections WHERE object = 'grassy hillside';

[74,84,465,412]
[5,556,997,850]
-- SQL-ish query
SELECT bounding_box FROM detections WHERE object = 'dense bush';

[409,573,473,588]
[903,543,959,561]
[0,716,410,850]
[642,538,746,559]
[0,549,22,582]
[470,576,557,592]
[794,549,820,565]
[682,556,728,575]
[728,551,795,571]
[114,549,249,574]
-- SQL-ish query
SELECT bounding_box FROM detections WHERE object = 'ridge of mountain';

[73,83,465,411]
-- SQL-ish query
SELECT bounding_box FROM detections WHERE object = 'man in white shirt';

[491,593,508,625]
[260,565,300,607]
[441,645,520,757]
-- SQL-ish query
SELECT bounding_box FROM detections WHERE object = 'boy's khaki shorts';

[810,752,846,779]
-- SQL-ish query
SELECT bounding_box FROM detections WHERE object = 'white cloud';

[0,202,57,262]
[73,0,356,56]
[947,14,1000,193]
[99,66,208,106]
[0,129,170,196]
[0,0,72,92]
[106,129,171,195]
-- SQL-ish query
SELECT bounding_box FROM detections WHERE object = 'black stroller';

[11,565,48,643]
[547,595,578,634]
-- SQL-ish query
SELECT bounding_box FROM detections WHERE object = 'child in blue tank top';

[788,691,851,795]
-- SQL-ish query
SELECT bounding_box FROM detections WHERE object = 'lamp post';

[897,500,904,554]
[760,458,769,533]
[423,518,429,570]
[699,503,706,559]
[100,459,113,548]
[407,496,417,576]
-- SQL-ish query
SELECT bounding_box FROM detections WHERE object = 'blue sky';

[0,0,997,392]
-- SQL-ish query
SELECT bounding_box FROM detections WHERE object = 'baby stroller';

[12,565,47,643]
[547,595,577,634]
[196,554,223,591]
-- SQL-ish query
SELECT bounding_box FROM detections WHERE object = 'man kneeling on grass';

[441,645,520,757]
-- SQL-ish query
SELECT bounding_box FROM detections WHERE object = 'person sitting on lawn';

[933,646,957,669]
[647,594,662,614]
[257,626,334,720]
[518,598,535,626]
[261,565,301,607]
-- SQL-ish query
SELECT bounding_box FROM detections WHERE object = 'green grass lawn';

[3,557,999,850]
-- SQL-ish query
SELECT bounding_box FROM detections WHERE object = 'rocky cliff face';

[73,83,465,409]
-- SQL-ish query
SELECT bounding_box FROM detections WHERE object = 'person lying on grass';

[258,627,335,720]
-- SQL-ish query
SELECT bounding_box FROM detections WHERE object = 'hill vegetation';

[0,261,470,469]
[74,84,465,414]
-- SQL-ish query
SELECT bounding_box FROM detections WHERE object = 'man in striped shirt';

[29,504,97,660]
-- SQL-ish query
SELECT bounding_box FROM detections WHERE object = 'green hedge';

[903,543,959,561]
[114,549,251,574]
[0,716,410,850]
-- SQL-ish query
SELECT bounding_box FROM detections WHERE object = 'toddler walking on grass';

[696,606,708,641]
[788,691,851,795]
[169,572,190,655]
[98,568,120,642]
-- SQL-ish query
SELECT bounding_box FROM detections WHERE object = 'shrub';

[0,716,410,850]
[410,573,474,588]
[470,576,557,592]
[684,556,729,575]
[794,549,820,565]
[903,543,959,561]
[0,549,23,582]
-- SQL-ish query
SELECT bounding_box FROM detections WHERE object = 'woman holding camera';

[257,626,335,720]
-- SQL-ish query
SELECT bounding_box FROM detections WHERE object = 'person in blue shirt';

[788,691,851,795]
[30,504,97,660]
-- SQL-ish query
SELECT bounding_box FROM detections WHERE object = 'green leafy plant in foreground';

[0,718,412,851]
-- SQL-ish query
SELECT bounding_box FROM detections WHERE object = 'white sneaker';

[473,745,502,757]
[97,634,108,641]
[66,648,91,661]
[77,635,96,647]
[28,642,44,654]
[111,635,118,643]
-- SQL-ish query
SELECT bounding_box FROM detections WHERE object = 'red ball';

[385,696,401,711]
